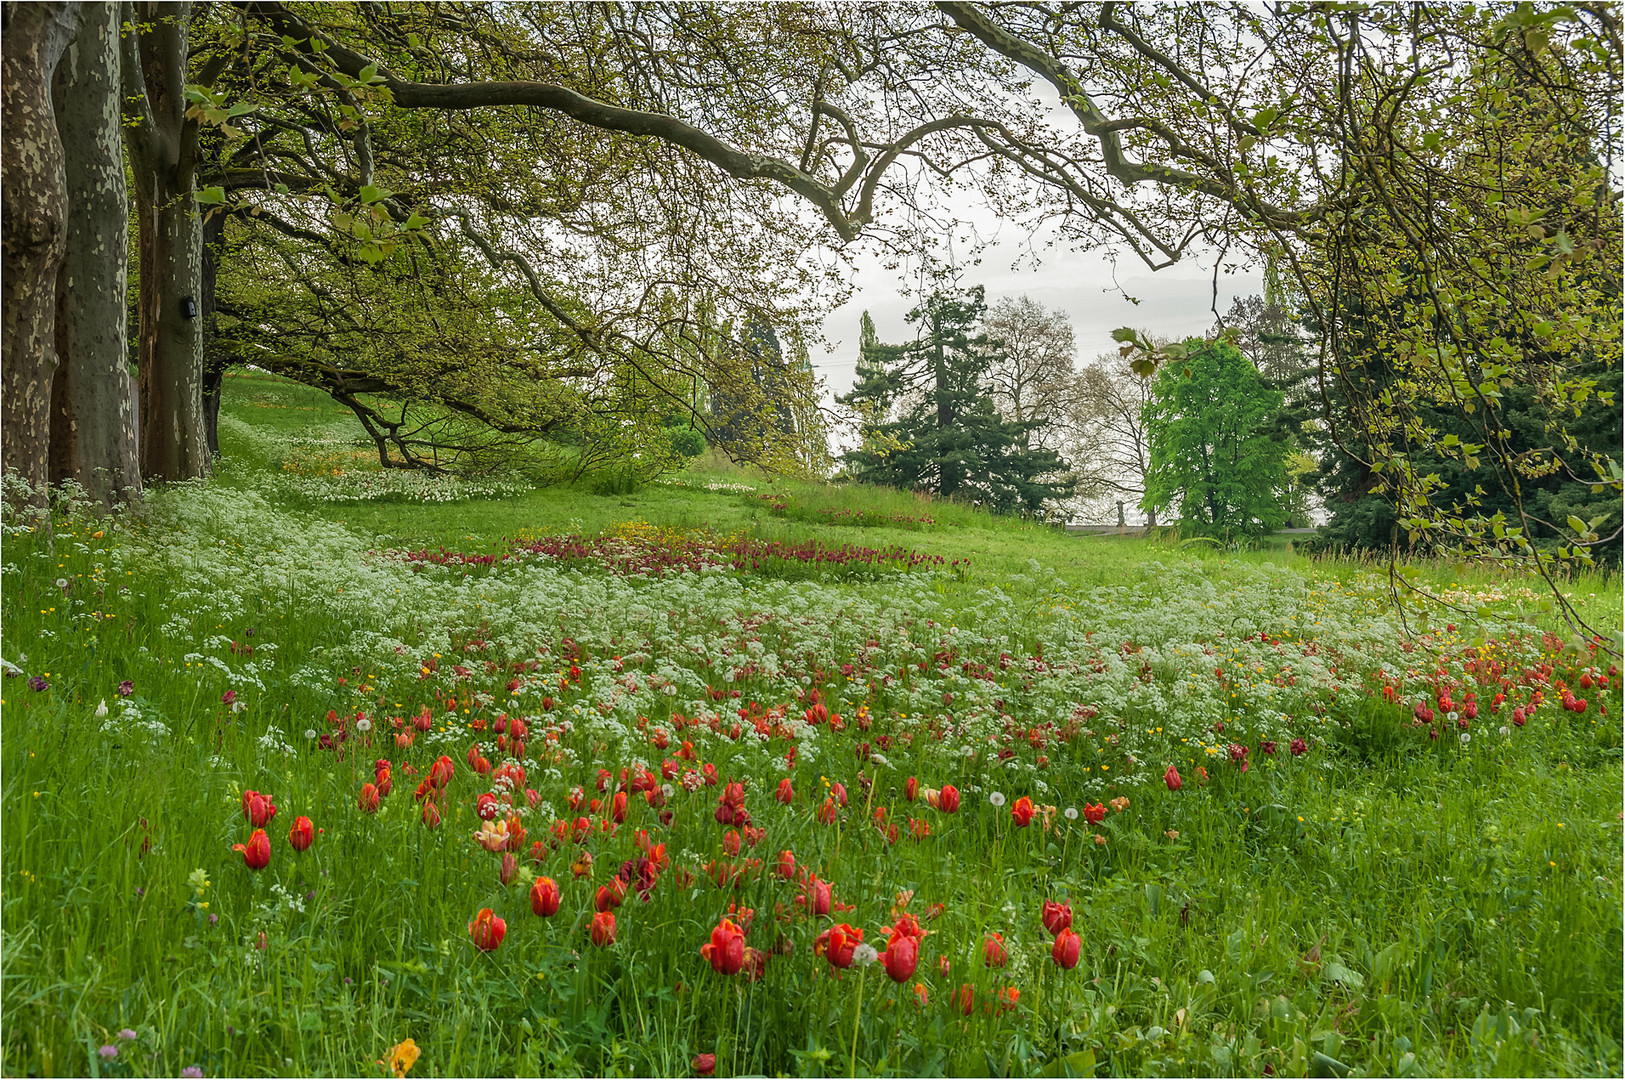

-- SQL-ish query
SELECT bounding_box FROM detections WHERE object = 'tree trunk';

[125,0,209,481]
[201,209,228,457]
[49,1,140,508]
[1,2,81,503]
[135,191,209,479]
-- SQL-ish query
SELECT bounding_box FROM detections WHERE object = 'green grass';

[1,370,1619,1078]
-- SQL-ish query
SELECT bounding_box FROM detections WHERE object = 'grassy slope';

[1,369,1619,1078]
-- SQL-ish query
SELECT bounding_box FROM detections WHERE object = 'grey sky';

[813,229,1264,410]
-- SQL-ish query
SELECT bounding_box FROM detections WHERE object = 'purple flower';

[118,1028,137,1040]
[208,913,219,926]
[134,887,144,898]
[117,679,134,697]
[99,1045,118,1060]
[28,676,47,692]
[181,1068,204,1078]
[221,689,236,705]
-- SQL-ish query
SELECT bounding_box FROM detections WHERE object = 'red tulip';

[589,909,616,946]
[956,983,975,1016]
[476,793,499,821]
[500,852,518,887]
[611,790,628,824]
[1164,765,1182,791]
[982,932,1008,967]
[373,766,392,798]
[693,1053,716,1076]
[939,784,960,813]
[288,816,314,852]
[233,829,271,870]
[722,829,741,857]
[814,923,862,968]
[468,907,506,951]
[594,876,627,912]
[531,875,561,916]
[881,933,919,983]
[358,782,380,814]
[1083,803,1106,825]
[429,755,455,788]
[241,790,277,828]
[776,849,797,879]
[905,776,918,803]
[831,782,847,807]
[701,917,747,975]
[775,778,794,804]
[1052,928,1082,969]
[1041,899,1071,937]
[421,802,441,829]
[817,798,838,824]
[1011,796,1035,827]
[806,876,832,916]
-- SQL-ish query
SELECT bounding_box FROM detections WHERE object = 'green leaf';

[358,63,379,84]
[1321,960,1364,989]
[194,186,227,206]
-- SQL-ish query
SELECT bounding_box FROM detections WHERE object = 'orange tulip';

[589,909,616,946]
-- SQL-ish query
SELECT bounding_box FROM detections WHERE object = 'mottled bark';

[50,1,140,507]
[1,2,81,502]
[124,0,210,481]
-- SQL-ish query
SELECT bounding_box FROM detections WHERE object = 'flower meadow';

[2,473,1622,1077]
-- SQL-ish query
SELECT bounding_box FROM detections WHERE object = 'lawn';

[1,370,1620,1077]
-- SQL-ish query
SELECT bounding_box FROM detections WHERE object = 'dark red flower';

[1164,765,1182,791]
[1041,899,1072,937]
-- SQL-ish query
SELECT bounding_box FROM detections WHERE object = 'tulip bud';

[939,784,960,813]
[421,802,441,829]
[288,816,315,852]
[775,778,794,804]
[1052,928,1082,969]
[905,776,918,803]
[881,934,919,983]
[500,852,518,887]
[1164,765,1183,791]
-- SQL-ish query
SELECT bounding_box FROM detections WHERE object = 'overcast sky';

[811,225,1265,408]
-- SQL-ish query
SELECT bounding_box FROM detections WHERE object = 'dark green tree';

[840,287,1073,513]
[1141,338,1290,538]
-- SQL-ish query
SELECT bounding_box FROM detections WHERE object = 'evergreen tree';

[1141,338,1290,538]
[840,287,1074,512]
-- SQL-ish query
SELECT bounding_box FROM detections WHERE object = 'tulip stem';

[849,965,866,1077]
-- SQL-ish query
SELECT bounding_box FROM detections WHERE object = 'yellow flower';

[385,1037,420,1077]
